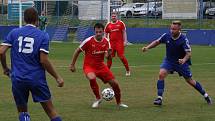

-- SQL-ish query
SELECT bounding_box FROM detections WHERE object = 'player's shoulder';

[164,32,170,37]
[118,20,124,24]
[178,33,189,42]
[118,20,126,26]
[159,33,168,38]
[81,36,93,44]
[103,37,109,42]
[30,28,49,42]
[105,22,112,28]
[10,27,21,35]
[180,33,187,39]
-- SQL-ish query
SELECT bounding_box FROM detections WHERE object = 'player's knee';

[159,73,166,80]
[159,69,168,79]
[86,73,96,80]
[108,80,119,87]
[185,78,195,86]
[118,55,125,60]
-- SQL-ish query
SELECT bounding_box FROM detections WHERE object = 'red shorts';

[110,41,124,57]
[83,65,115,83]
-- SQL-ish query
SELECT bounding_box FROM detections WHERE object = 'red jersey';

[79,36,109,69]
[105,20,126,43]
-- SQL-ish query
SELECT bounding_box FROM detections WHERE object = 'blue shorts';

[12,79,51,107]
[160,59,192,78]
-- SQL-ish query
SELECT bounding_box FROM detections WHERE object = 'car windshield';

[122,3,135,8]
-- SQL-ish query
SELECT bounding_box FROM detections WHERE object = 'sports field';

[0,43,214,121]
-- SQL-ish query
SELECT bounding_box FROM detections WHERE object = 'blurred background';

[0,0,215,45]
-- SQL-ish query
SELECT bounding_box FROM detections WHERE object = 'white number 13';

[18,36,34,53]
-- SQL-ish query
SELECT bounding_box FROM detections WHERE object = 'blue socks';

[194,81,206,96]
[157,80,164,97]
[51,117,62,121]
[19,112,30,121]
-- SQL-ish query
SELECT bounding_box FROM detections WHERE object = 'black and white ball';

[102,88,115,101]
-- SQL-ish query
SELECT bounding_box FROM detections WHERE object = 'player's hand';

[56,76,64,87]
[108,48,112,55]
[142,47,148,52]
[178,59,186,65]
[124,42,127,47]
[69,64,76,72]
[3,67,11,77]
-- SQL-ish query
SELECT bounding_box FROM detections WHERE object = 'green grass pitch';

[0,43,214,121]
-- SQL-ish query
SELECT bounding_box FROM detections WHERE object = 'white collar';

[111,20,118,24]
[93,36,104,43]
[172,33,181,40]
[26,24,36,28]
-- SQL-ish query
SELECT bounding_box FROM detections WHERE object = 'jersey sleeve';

[1,30,14,47]
[158,33,167,43]
[105,38,110,50]
[120,21,126,31]
[183,37,191,52]
[104,24,110,33]
[40,33,50,54]
[79,37,91,51]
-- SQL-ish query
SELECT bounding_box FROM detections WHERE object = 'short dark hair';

[24,7,39,24]
[94,23,104,30]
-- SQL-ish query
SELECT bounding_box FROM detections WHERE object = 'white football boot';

[92,99,102,108]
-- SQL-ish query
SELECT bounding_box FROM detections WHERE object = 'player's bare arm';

[142,40,160,52]
[178,51,191,65]
[70,48,82,72]
[0,45,11,77]
[123,30,128,46]
[40,52,64,87]
[105,50,112,60]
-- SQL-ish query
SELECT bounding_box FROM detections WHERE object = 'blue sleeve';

[158,33,166,43]
[183,37,191,52]
[40,33,50,54]
[1,30,14,46]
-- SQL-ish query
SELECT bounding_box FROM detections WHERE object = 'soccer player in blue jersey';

[142,21,212,105]
[0,7,64,121]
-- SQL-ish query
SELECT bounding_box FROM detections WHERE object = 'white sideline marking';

[57,62,215,69]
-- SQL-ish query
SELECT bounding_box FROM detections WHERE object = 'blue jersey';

[158,33,191,65]
[2,24,49,83]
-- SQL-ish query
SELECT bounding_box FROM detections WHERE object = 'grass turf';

[0,43,214,121]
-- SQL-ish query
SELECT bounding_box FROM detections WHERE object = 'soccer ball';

[101,88,115,101]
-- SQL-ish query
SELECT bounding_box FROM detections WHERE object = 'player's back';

[4,25,49,82]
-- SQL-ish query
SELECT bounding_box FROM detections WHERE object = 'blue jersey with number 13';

[2,24,49,83]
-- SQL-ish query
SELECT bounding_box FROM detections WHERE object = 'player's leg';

[86,72,101,100]
[84,68,102,108]
[31,82,62,120]
[185,78,212,104]
[107,79,128,108]
[107,79,121,104]
[116,45,130,76]
[97,66,128,108]
[40,100,62,121]
[177,64,212,104]
[154,59,172,105]
[153,68,169,105]
[12,81,31,121]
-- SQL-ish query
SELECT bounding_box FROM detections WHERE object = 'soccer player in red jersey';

[69,23,128,108]
[105,12,130,76]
